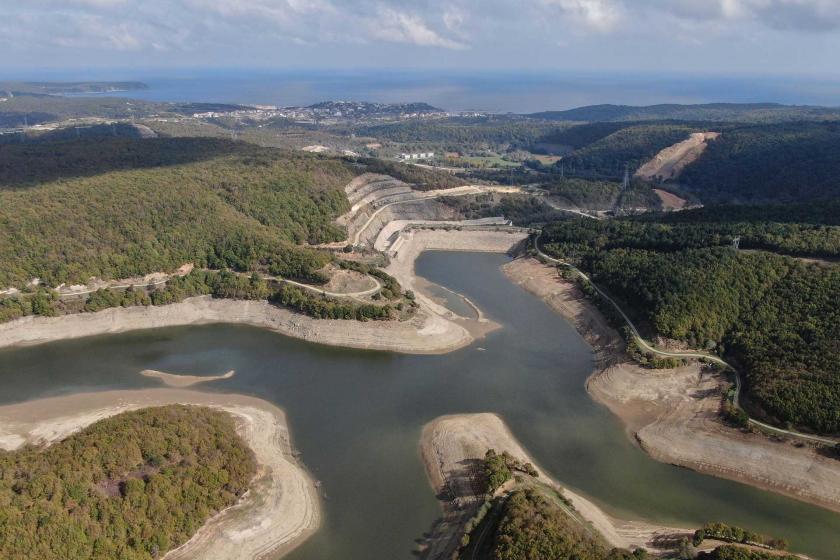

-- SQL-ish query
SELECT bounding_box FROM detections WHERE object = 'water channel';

[0,252,837,559]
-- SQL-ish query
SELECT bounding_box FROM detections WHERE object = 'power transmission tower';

[622,162,630,191]
[732,236,741,250]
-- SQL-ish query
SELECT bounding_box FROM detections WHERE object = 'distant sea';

[11,69,840,113]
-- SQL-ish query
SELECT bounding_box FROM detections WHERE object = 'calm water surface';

[26,69,840,112]
[0,252,838,559]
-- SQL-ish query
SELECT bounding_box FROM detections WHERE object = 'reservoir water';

[0,252,837,559]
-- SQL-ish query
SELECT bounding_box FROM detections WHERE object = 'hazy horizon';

[3,69,839,113]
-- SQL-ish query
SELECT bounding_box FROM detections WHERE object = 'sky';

[1,0,840,76]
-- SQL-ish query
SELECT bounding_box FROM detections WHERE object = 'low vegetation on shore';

[463,488,648,560]
[455,450,647,560]
[696,546,798,560]
[541,210,840,434]
[0,268,405,324]
[693,523,789,551]
[0,405,256,560]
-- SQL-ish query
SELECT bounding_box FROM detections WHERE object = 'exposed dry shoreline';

[0,229,524,355]
[419,413,690,558]
[140,369,235,387]
[503,257,840,513]
[0,389,320,560]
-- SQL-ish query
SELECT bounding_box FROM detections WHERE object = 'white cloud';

[646,0,840,30]
[542,0,623,32]
[1,0,839,65]
[371,9,467,49]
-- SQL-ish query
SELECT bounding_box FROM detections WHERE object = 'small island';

[0,405,255,559]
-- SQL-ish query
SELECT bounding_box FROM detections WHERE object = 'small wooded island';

[0,406,256,559]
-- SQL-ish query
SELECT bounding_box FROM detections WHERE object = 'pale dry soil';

[502,257,840,513]
[385,228,529,340]
[635,132,720,182]
[420,413,691,559]
[652,189,688,210]
[0,389,319,560]
[139,369,235,388]
[319,265,378,295]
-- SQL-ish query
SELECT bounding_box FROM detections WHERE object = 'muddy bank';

[386,227,526,338]
[0,389,319,560]
[502,257,840,513]
[0,295,472,355]
[419,413,689,558]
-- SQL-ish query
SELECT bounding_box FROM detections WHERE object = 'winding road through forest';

[532,233,838,447]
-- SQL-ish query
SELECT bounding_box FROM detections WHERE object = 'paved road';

[533,233,838,446]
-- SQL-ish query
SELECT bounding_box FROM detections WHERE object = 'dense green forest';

[679,122,840,203]
[270,284,396,321]
[0,268,401,324]
[0,405,256,560]
[560,124,697,178]
[0,138,355,288]
[482,489,644,560]
[528,103,840,123]
[545,206,840,258]
[541,214,840,433]
[0,137,247,186]
[541,178,661,210]
[533,122,635,151]
[696,546,798,560]
[692,523,787,550]
[349,117,562,152]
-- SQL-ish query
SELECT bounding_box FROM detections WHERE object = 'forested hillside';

[349,116,561,153]
[541,178,661,211]
[561,124,697,178]
[528,103,840,123]
[0,405,256,560]
[541,212,840,434]
[0,138,356,287]
[679,122,840,203]
[547,204,840,257]
[477,489,644,560]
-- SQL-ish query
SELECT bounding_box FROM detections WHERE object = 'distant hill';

[0,81,148,95]
[528,103,840,123]
[0,95,250,127]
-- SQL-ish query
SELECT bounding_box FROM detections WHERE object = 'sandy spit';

[140,369,235,387]
[419,413,690,557]
[502,257,840,513]
[0,389,319,560]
